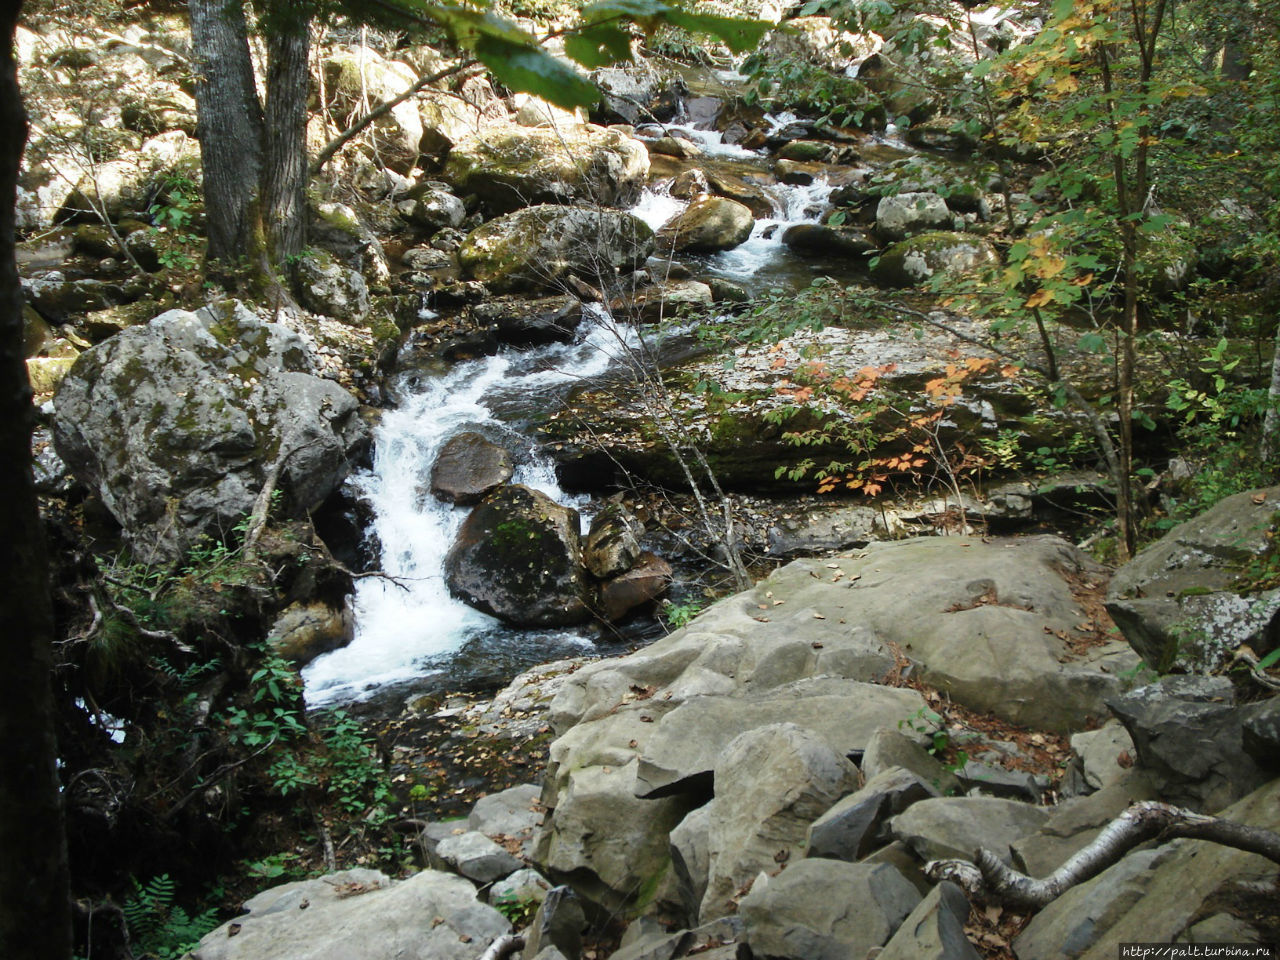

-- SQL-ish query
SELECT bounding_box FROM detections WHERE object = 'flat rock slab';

[189,869,509,960]
[891,796,1051,864]
[877,881,981,960]
[435,830,523,884]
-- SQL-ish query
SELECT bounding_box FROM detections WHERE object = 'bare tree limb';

[924,800,1280,909]
[478,933,525,960]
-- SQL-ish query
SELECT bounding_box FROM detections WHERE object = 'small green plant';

[492,891,540,927]
[242,851,307,881]
[123,875,220,960]
[899,707,970,778]
[663,599,704,630]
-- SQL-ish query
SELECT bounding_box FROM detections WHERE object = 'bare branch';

[924,800,1280,909]
[478,934,525,960]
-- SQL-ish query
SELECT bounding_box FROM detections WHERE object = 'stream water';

[303,144,848,709]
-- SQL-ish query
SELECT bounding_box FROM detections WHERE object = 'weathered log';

[478,933,525,960]
[924,800,1280,909]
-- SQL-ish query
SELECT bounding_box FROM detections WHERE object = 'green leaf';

[1258,647,1280,670]
[565,22,634,68]
[477,38,600,109]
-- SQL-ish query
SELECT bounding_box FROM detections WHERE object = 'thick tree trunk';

[188,0,264,262]
[261,18,311,271]
[0,5,73,958]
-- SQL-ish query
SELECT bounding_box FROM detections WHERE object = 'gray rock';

[860,727,960,796]
[445,126,649,214]
[669,804,711,926]
[871,231,999,287]
[471,296,585,346]
[1178,912,1266,946]
[891,796,1050,865]
[470,783,544,841]
[655,196,755,253]
[608,917,742,960]
[1107,675,1267,811]
[296,251,371,321]
[875,191,953,241]
[435,830,524,884]
[1070,721,1137,790]
[522,886,586,960]
[782,222,879,259]
[877,881,981,960]
[488,866,551,909]
[1105,485,1280,672]
[807,766,940,861]
[1012,849,1169,960]
[189,869,509,960]
[444,485,590,627]
[583,500,644,579]
[460,205,654,294]
[1010,771,1159,879]
[429,432,514,506]
[404,187,467,233]
[613,279,714,323]
[701,723,861,921]
[1241,696,1280,766]
[635,680,925,799]
[740,859,921,960]
[53,302,369,563]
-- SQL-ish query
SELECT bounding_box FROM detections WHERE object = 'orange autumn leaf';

[1024,288,1055,308]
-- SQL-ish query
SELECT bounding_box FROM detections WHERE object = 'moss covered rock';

[459,205,654,293]
[444,484,591,627]
[655,195,755,253]
[871,230,998,286]
[444,125,649,214]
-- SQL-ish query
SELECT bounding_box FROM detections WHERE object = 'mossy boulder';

[655,195,755,253]
[297,250,371,322]
[874,191,954,241]
[443,485,591,627]
[459,205,654,293]
[871,230,999,287]
[444,125,649,214]
[53,302,370,563]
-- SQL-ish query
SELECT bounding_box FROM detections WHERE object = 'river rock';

[861,727,961,795]
[188,868,510,960]
[459,205,654,293]
[655,196,755,253]
[1241,696,1280,766]
[871,231,999,286]
[296,250,370,321]
[523,886,586,960]
[669,168,709,199]
[890,796,1051,864]
[739,859,920,960]
[444,125,648,213]
[583,500,644,579]
[323,46,425,164]
[597,553,673,622]
[1070,721,1136,790]
[266,600,355,666]
[613,279,714,323]
[471,295,586,346]
[877,881,980,960]
[470,783,544,840]
[435,830,524,884]
[1106,675,1267,811]
[806,766,940,862]
[444,484,590,627]
[403,186,467,234]
[875,191,954,241]
[429,432,514,505]
[782,222,878,259]
[53,302,369,563]
[700,723,861,920]
[1105,485,1280,672]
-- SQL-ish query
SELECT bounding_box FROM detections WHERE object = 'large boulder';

[296,251,371,321]
[890,796,1051,865]
[428,431,513,505]
[700,723,861,921]
[53,302,369,563]
[323,45,427,167]
[583,500,644,579]
[739,859,920,960]
[459,205,654,293]
[1105,485,1280,672]
[871,231,999,287]
[875,191,954,241]
[189,869,510,960]
[597,553,673,623]
[444,125,649,213]
[444,484,591,627]
[655,196,755,253]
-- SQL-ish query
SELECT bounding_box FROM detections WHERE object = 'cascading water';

[304,133,841,707]
[302,311,639,707]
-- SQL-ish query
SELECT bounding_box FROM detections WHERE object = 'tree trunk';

[188,0,264,262]
[0,5,73,957]
[261,17,311,272]
[1261,319,1280,465]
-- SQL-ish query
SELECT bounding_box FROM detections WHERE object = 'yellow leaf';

[1033,256,1067,279]
[1051,74,1079,95]
[1025,289,1055,308]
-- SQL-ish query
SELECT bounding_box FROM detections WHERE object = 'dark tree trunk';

[261,19,311,272]
[0,4,73,958]
[188,0,264,262]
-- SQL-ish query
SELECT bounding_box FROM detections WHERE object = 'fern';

[125,875,220,960]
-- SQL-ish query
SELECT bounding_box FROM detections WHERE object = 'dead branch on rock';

[1232,646,1280,692]
[478,934,525,960]
[924,800,1280,909]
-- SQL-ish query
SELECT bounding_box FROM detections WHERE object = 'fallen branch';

[925,800,1280,909]
[1232,646,1280,692]
[478,934,525,960]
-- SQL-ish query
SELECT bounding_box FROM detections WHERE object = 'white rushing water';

[303,312,637,706]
